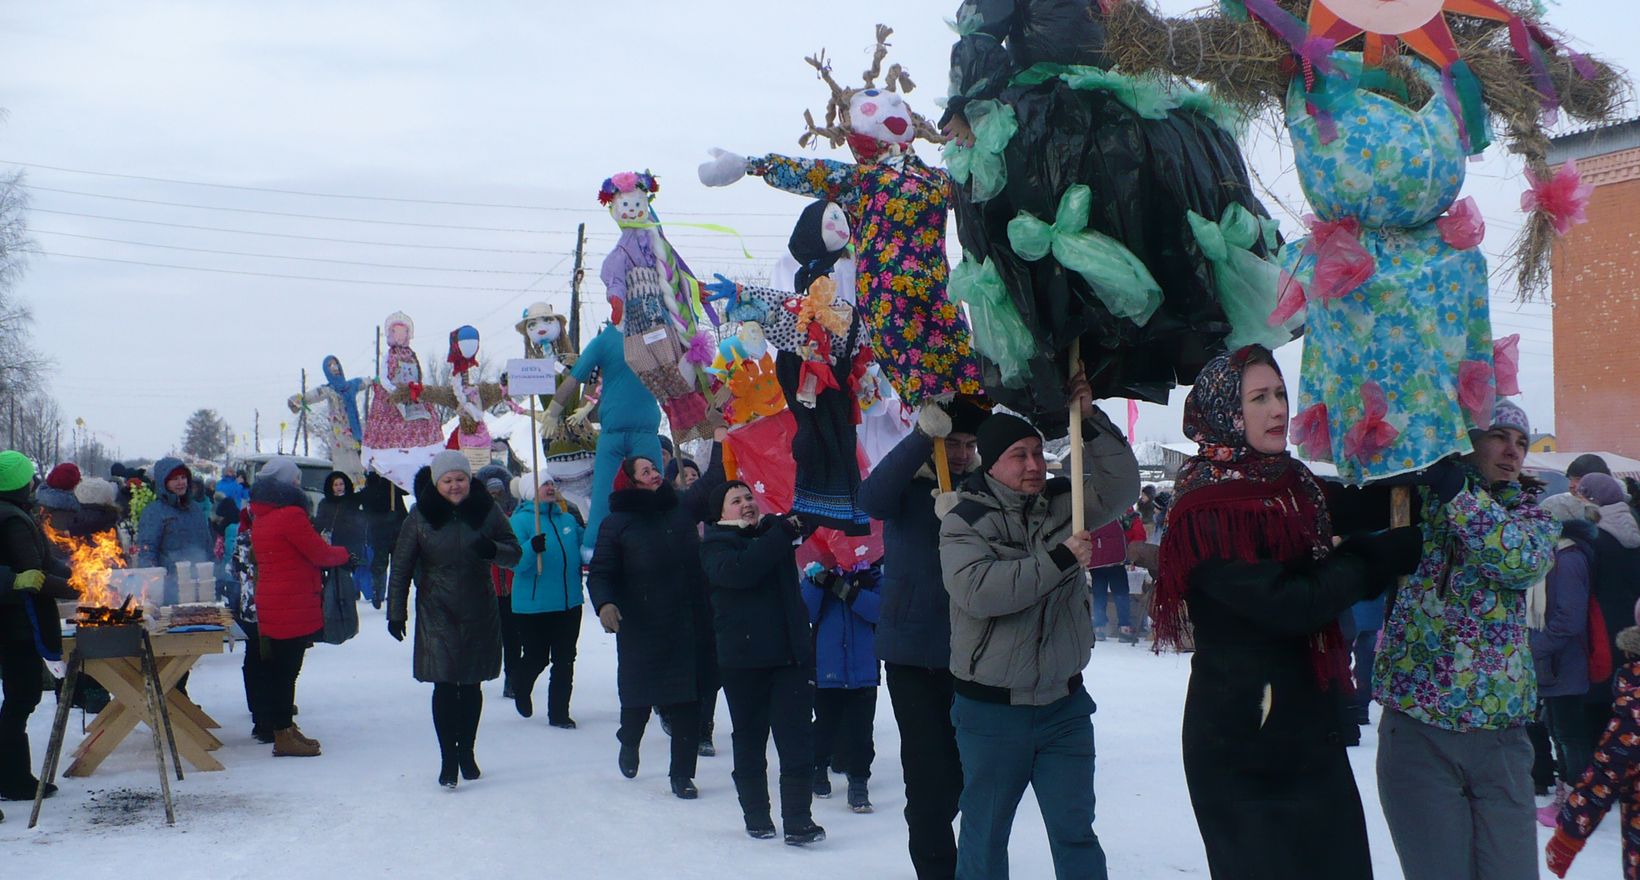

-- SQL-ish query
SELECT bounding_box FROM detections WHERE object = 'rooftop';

[1547,117,1640,164]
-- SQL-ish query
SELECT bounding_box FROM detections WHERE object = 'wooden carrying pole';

[1069,340,1085,533]
[530,395,542,575]
[933,433,952,492]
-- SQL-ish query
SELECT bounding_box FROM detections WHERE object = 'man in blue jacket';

[856,400,985,880]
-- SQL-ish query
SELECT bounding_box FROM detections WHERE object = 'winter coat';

[215,476,249,507]
[940,423,1140,706]
[700,516,813,670]
[587,480,717,708]
[802,565,882,689]
[387,470,523,684]
[1531,520,1598,699]
[71,503,121,541]
[1557,631,1640,880]
[249,478,349,640]
[313,471,367,556]
[134,456,214,604]
[0,491,75,657]
[508,500,586,614]
[1589,507,1640,705]
[856,430,951,669]
[1374,474,1557,731]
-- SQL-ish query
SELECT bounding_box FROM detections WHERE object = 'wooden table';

[61,628,232,777]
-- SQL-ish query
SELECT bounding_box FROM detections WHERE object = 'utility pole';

[568,222,586,353]
[298,369,310,457]
[254,409,261,453]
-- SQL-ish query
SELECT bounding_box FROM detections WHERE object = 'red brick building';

[1548,119,1640,459]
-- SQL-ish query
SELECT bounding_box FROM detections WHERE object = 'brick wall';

[1552,157,1640,459]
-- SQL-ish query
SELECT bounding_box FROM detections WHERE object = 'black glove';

[387,619,406,642]
[347,553,363,570]
[1336,526,1424,597]
[1421,458,1467,506]
[769,513,803,537]
[831,574,860,605]
[530,533,549,553]
[470,535,498,560]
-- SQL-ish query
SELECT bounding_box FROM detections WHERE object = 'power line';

[37,250,558,292]
[25,184,569,234]
[32,229,550,274]
[30,208,555,254]
[1,158,801,216]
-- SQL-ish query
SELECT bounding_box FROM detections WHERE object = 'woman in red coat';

[249,456,349,757]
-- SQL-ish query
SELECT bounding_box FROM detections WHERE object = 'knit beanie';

[511,472,553,502]
[45,462,82,491]
[1568,453,1612,480]
[74,476,118,508]
[1486,400,1531,438]
[430,449,472,482]
[976,414,1042,474]
[258,456,301,486]
[1579,473,1627,507]
[0,451,36,493]
[947,399,989,438]
[707,480,752,523]
[1541,492,1598,523]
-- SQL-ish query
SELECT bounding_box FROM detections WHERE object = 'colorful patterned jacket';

[1556,637,1640,880]
[1373,470,1556,731]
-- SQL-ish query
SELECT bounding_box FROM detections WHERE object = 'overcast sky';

[0,1,1630,462]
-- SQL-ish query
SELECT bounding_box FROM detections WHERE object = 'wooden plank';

[63,651,224,776]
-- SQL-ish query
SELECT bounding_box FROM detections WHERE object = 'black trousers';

[431,682,483,758]
[497,593,522,686]
[239,619,267,728]
[0,635,44,790]
[619,701,700,780]
[885,662,963,880]
[721,664,815,826]
[513,609,581,723]
[255,633,313,731]
[815,686,877,779]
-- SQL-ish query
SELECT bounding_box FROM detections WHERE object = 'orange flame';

[43,523,129,608]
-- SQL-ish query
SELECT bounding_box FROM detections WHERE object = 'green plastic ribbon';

[1011,63,1239,129]
[948,254,1036,389]
[1186,205,1295,351]
[1006,184,1162,325]
[943,99,1019,203]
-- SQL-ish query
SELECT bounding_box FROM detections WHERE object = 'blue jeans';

[1088,567,1129,631]
[952,686,1107,880]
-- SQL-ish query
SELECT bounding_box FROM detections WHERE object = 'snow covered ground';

[4,603,1621,878]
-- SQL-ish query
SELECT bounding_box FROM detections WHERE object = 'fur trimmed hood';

[412,465,495,530]
[607,481,679,516]
[1618,626,1640,659]
[249,476,312,515]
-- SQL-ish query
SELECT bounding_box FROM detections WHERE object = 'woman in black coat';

[587,450,722,800]
[699,481,825,846]
[386,452,522,788]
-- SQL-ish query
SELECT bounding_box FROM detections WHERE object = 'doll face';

[737,322,768,360]
[849,89,914,146]
[525,316,562,346]
[1319,0,1444,33]
[609,190,651,224]
[819,203,849,252]
[388,322,409,346]
[457,336,479,359]
[324,357,343,380]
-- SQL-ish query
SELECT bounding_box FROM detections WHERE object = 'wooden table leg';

[65,655,225,776]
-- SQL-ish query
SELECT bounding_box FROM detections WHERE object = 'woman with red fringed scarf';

[1153,345,1422,880]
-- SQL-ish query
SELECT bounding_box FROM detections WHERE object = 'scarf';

[447,326,480,376]
[1155,346,1350,689]
[323,355,364,441]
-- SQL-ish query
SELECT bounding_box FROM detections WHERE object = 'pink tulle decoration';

[1492,335,1521,397]
[1521,159,1595,236]
[1457,360,1497,428]
[1342,381,1399,465]
[1437,196,1486,250]
[685,330,716,366]
[1289,403,1332,461]
[1303,216,1374,303]
[1268,270,1308,327]
[610,171,640,193]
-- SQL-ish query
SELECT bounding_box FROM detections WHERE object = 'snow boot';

[812,765,832,798]
[618,744,640,779]
[515,688,534,719]
[458,749,481,781]
[502,679,514,700]
[783,820,827,847]
[671,777,699,800]
[272,727,320,757]
[549,717,577,730]
[439,752,459,789]
[1538,781,1570,828]
[847,776,872,813]
[735,770,773,837]
[289,723,320,750]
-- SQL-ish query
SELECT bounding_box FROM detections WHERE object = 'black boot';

[780,777,823,846]
[438,752,458,789]
[812,764,832,798]
[515,685,534,719]
[458,685,483,779]
[618,744,640,778]
[783,820,826,847]
[670,777,698,800]
[734,770,774,838]
[846,775,872,813]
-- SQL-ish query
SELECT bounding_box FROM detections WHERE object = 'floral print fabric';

[749,152,981,405]
[1284,54,1498,484]
[1373,474,1557,732]
[1558,659,1640,879]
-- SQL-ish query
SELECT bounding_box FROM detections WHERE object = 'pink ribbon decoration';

[1436,196,1486,250]
[1492,335,1521,397]
[1342,382,1399,465]
[1126,398,1139,442]
[1303,215,1375,303]
[1268,270,1308,327]
[1457,360,1497,428]
[1289,402,1332,461]
[1522,159,1595,236]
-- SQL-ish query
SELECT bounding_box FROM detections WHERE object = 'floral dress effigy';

[748,153,982,406]
[1283,55,1497,484]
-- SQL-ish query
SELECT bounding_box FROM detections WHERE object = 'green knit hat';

[0,451,37,493]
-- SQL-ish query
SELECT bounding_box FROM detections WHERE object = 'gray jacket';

[939,421,1139,706]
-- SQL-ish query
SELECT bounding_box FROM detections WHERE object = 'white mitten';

[933,490,962,521]
[286,394,304,414]
[542,400,565,440]
[699,148,749,188]
[917,403,952,439]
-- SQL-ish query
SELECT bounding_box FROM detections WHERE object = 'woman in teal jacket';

[507,473,587,727]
